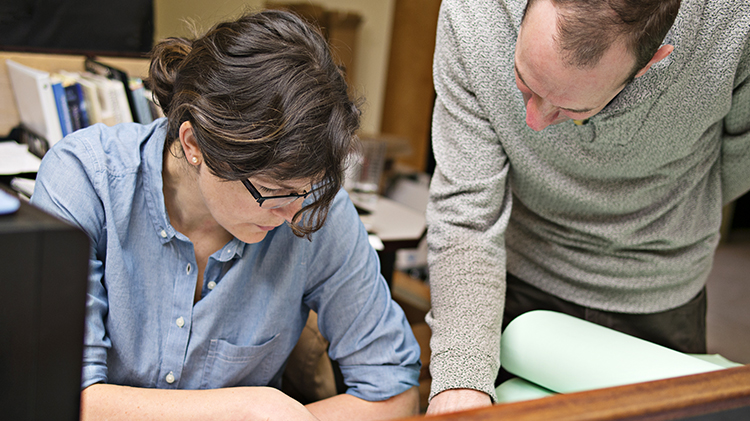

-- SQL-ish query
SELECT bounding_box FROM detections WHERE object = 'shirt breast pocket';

[200,333,283,389]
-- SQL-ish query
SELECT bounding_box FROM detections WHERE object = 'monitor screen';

[0,195,90,420]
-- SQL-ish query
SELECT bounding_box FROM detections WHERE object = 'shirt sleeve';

[721,35,750,204]
[424,0,514,402]
[30,133,111,389]
[303,189,421,402]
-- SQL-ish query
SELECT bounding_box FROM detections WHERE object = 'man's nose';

[525,94,558,131]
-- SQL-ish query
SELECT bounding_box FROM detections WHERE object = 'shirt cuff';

[81,346,108,389]
[340,363,421,401]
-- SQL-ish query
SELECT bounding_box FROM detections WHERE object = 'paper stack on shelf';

[0,141,42,175]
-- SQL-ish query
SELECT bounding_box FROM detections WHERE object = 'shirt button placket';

[163,253,196,388]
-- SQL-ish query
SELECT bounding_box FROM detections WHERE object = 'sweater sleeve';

[425,0,513,402]
[721,34,750,204]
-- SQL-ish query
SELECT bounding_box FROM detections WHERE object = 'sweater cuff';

[428,349,499,403]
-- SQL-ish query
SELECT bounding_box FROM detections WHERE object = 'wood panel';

[397,364,750,421]
[380,0,441,172]
[264,2,362,91]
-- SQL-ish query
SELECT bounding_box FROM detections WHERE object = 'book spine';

[64,83,90,131]
[39,80,64,145]
[129,79,153,124]
[73,83,90,127]
[51,80,73,137]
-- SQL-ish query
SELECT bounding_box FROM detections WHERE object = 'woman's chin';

[237,230,269,244]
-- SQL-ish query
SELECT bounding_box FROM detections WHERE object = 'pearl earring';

[191,157,199,164]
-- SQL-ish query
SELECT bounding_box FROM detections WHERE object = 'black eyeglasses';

[241,179,311,209]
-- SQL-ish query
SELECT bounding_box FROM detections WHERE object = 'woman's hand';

[81,383,321,421]
[306,386,419,421]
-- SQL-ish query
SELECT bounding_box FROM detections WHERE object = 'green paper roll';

[495,377,556,403]
[500,310,724,394]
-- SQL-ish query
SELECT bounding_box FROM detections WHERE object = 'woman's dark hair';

[523,0,681,83]
[147,9,361,238]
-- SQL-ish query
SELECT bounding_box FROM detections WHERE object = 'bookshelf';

[0,51,151,139]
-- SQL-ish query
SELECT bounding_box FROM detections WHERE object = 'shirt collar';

[140,119,175,244]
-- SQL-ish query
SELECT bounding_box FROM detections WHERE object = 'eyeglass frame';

[241,179,312,209]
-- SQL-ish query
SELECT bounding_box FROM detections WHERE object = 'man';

[426,0,750,414]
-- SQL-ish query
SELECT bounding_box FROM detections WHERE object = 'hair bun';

[147,37,193,116]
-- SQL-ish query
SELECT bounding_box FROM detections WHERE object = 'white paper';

[0,142,42,175]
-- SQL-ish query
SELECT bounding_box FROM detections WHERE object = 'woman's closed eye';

[256,184,279,194]
[256,184,306,196]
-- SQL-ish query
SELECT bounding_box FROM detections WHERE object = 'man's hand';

[426,388,492,415]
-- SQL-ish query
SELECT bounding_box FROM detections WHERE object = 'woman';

[30,10,420,420]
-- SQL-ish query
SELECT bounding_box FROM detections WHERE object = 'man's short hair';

[523,0,681,82]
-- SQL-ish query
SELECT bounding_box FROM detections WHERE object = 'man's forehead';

[515,1,634,104]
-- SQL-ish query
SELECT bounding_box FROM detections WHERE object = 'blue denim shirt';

[30,119,420,401]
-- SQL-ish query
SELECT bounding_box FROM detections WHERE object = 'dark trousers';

[497,272,708,385]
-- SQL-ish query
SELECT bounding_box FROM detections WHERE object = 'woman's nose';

[270,199,303,223]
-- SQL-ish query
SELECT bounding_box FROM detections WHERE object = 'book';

[84,58,140,123]
[59,70,104,125]
[145,88,165,119]
[495,310,733,403]
[78,72,133,125]
[128,77,153,125]
[5,59,64,146]
[54,72,90,132]
[50,74,74,138]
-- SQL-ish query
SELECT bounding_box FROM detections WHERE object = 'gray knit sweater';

[426,0,750,401]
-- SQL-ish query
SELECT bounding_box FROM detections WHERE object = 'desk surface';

[356,194,425,245]
[398,364,750,421]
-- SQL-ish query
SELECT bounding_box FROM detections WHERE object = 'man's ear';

[178,121,202,164]
[634,44,674,78]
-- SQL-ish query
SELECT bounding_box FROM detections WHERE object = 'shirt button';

[165,371,175,384]
[160,230,167,238]
[176,317,185,328]
[186,263,192,274]
[207,281,217,290]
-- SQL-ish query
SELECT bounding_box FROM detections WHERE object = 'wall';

[153,0,395,135]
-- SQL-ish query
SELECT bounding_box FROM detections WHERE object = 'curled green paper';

[499,310,725,396]
[495,377,556,403]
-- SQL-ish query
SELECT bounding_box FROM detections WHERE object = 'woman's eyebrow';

[255,179,310,192]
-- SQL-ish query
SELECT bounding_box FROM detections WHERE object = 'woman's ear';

[178,121,202,165]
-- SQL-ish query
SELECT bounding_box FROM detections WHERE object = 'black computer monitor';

[0,197,90,420]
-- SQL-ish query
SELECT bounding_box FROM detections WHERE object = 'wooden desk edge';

[399,364,750,421]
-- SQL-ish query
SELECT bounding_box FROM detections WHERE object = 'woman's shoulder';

[44,119,168,176]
